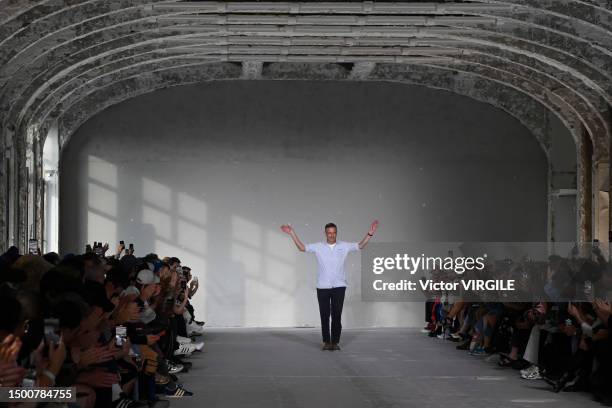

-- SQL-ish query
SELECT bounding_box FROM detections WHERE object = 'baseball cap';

[136,269,160,285]
[146,260,163,274]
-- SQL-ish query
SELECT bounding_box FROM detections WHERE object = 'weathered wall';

[60,80,548,328]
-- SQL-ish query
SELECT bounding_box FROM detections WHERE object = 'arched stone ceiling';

[53,62,566,158]
[0,0,610,160]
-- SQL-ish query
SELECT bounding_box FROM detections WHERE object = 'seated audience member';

[421,247,612,406]
[0,241,206,408]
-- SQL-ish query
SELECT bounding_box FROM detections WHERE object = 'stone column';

[577,126,593,244]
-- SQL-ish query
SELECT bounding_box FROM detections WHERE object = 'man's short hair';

[324,223,337,231]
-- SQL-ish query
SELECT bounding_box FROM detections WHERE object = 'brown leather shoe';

[331,343,341,351]
[321,342,332,350]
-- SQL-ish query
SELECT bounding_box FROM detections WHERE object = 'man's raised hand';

[281,224,306,251]
[369,220,379,235]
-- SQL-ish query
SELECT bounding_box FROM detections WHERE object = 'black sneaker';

[113,397,148,408]
[511,359,531,370]
[164,384,194,398]
[171,358,193,369]
[456,340,470,350]
[331,343,341,351]
[147,399,170,408]
[447,335,461,342]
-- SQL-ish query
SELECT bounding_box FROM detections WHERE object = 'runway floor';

[172,328,601,408]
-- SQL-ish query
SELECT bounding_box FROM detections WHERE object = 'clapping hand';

[76,345,116,368]
[594,298,611,313]
[594,299,611,322]
[567,303,581,319]
[113,338,131,359]
[0,361,26,387]
[114,300,140,324]
[280,224,293,234]
[77,369,119,388]
[0,335,25,387]
[0,335,22,363]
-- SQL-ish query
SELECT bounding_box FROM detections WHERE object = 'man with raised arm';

[280,220,379,351]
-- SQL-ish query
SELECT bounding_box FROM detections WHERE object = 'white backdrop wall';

[60,80,551,328]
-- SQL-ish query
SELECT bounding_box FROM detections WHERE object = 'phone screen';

[43,318,60,350]
[115,325,127,347]
[28,239,38,254]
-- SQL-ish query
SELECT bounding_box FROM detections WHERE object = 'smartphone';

[43,318,60,356]
[115,325,127,347]
[86,244,92,253]
[192,275,198,283]
[120,240,124,245]
[584,280,594,301]
[28,239,38,255]
[129,243,134,251]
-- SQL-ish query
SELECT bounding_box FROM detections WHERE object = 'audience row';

[0,242,205,408]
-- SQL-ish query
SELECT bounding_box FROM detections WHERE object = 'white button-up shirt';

[305,241,360,289]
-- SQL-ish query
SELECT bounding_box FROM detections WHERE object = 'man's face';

[325,227,337,244]
[159,266,170,278]
[141,284,156,299]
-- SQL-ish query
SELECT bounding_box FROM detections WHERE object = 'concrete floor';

[173,328,601,408]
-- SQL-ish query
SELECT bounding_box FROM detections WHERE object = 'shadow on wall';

[82,154,308,328]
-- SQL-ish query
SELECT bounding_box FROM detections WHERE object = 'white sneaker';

[174,343,197,356]
[520,365,537,376]
[176,336,192,344]
[521,365,541,380]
